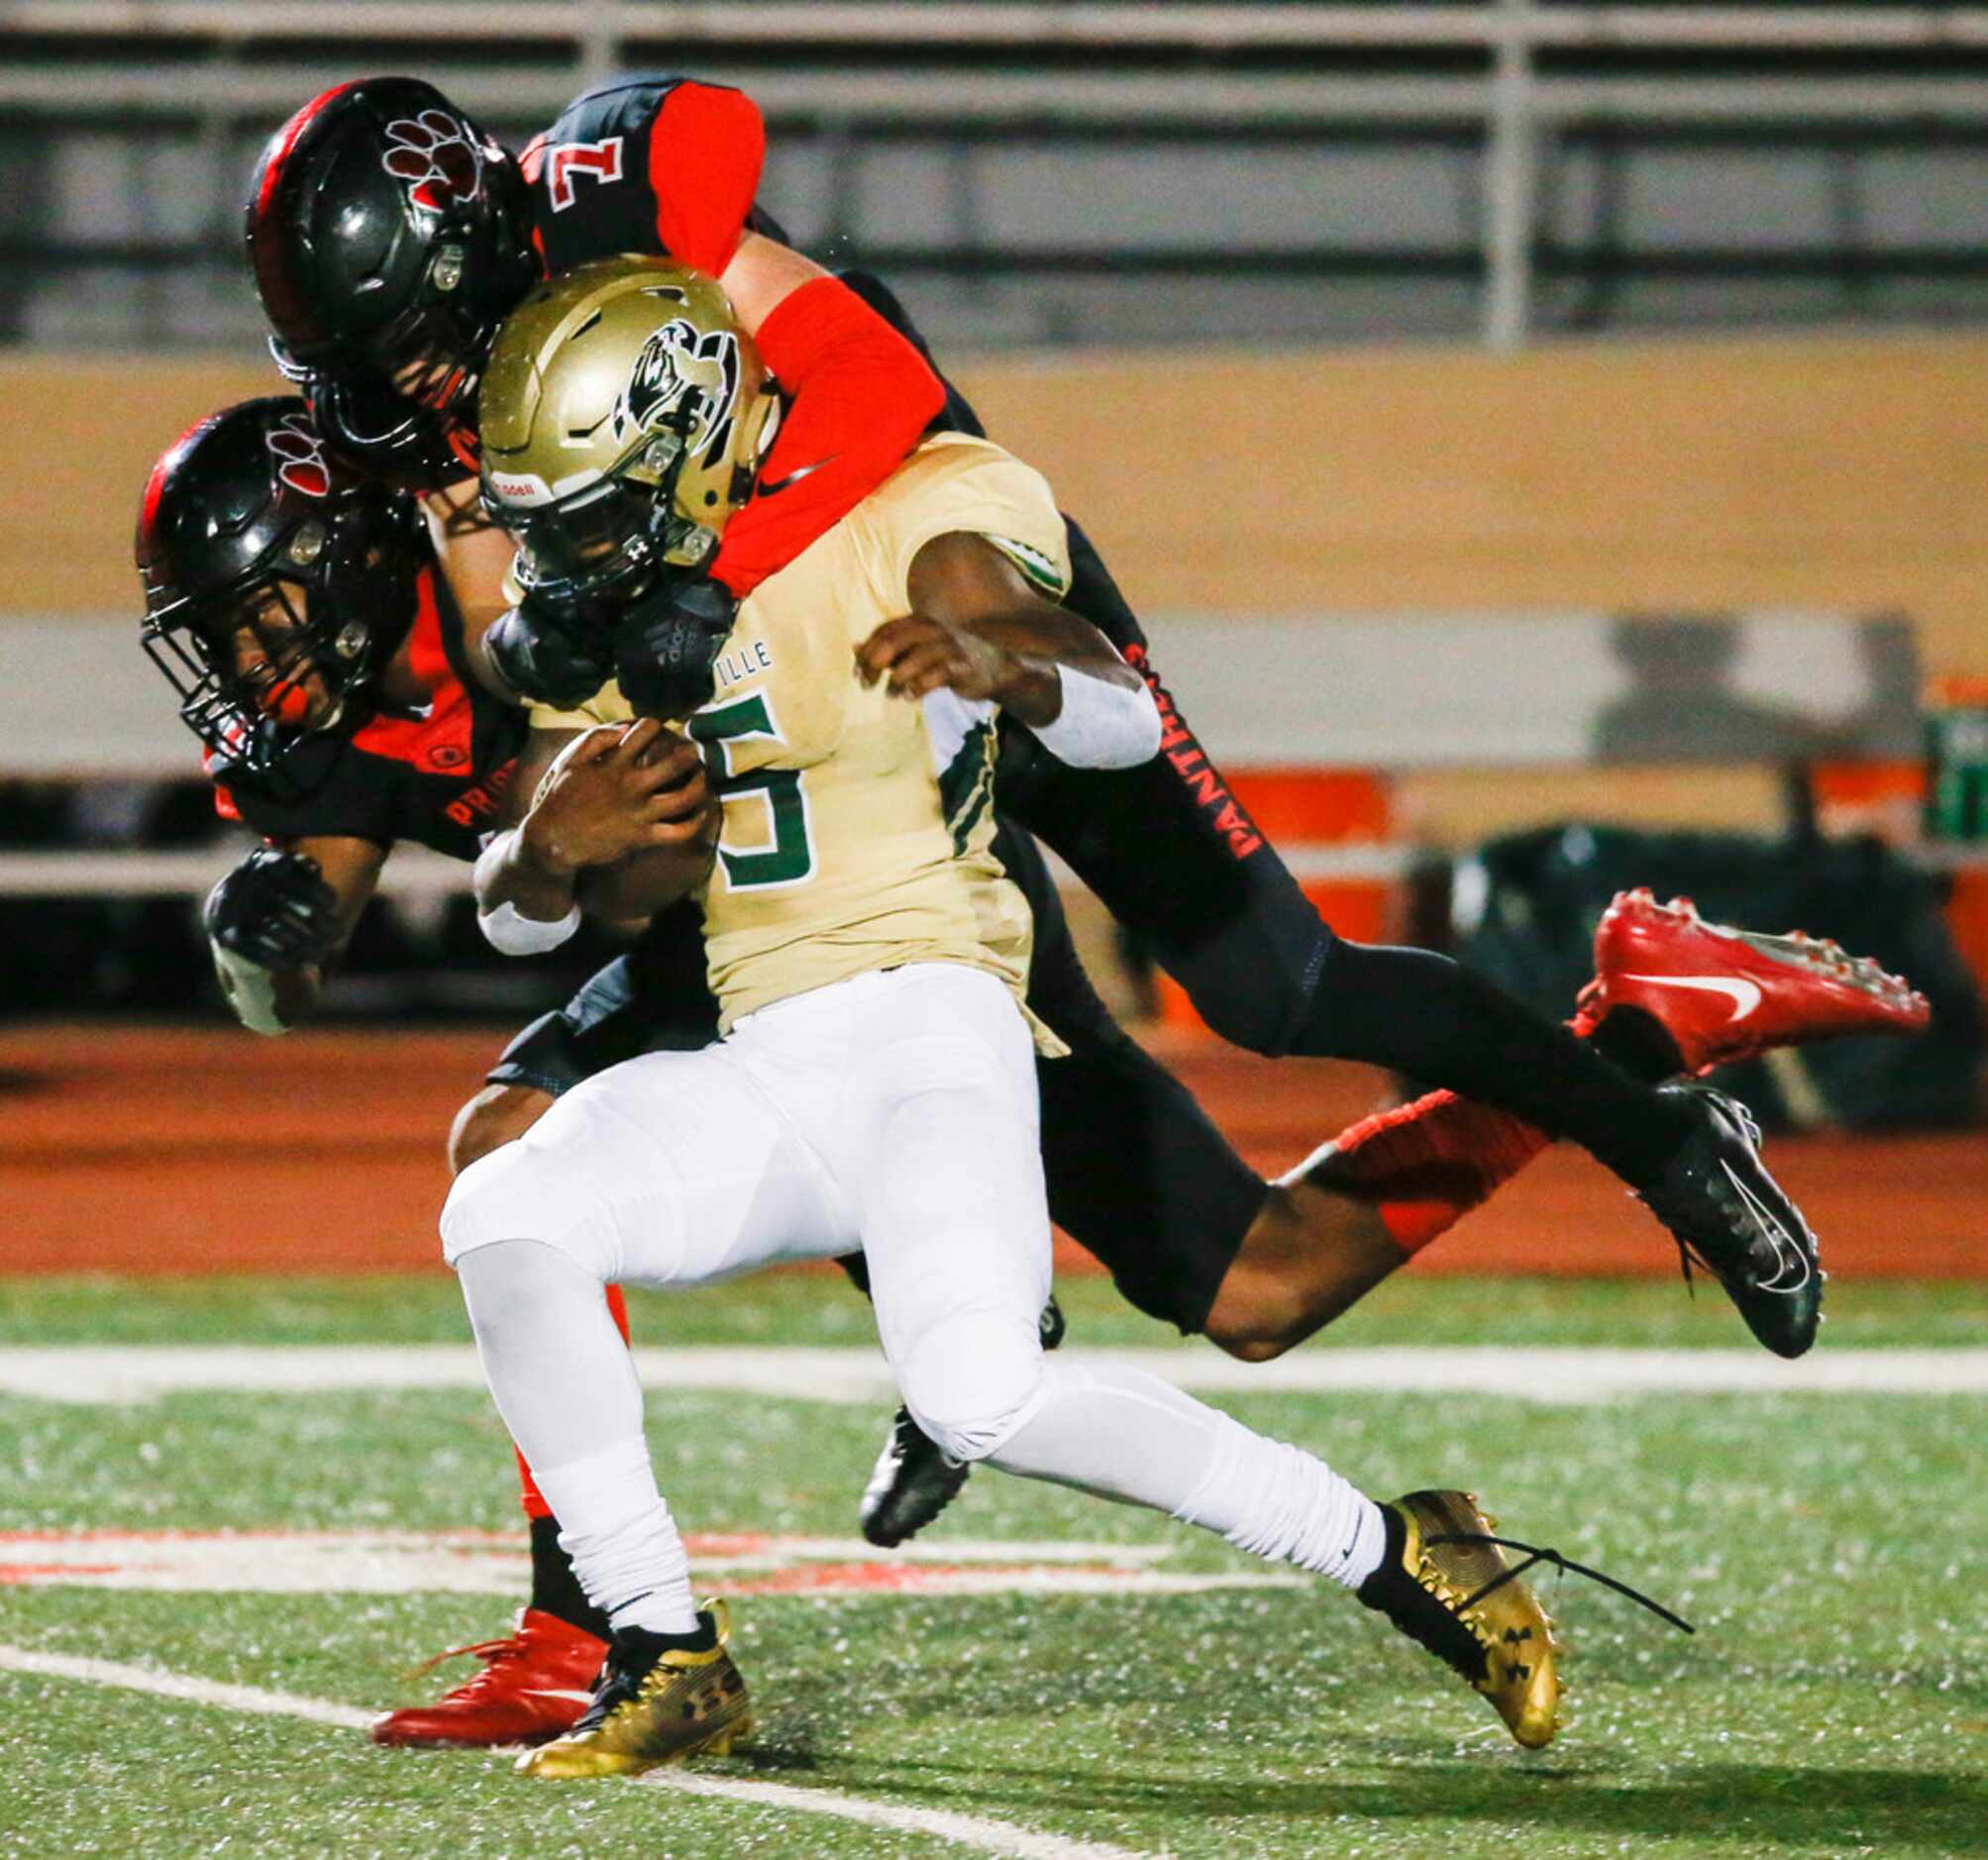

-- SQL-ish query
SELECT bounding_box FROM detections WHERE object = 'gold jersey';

[533,433,1073,1049]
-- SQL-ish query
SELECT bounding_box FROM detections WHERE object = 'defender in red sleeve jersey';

[249,75,941,612]
[246,79,1831,1364]
[139,397,532,1026]
[139,395,704,1736]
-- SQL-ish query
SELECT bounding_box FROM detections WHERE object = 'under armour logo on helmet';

[266,413,332,498]
[381,109,484,213]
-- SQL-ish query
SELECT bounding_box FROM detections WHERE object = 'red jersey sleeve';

[709,275,946,597]
[649,82,764,275]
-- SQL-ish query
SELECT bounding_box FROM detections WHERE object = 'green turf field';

[2,1276,1984,1858]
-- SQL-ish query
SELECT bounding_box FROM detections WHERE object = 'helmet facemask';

[138,402,423,784]
[273,340,476,493]
[503,428,724,618]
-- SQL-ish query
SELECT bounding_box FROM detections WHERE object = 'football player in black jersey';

[144,389,1925,1749]
[140,397,532,1030]
[242,75,1844,1390]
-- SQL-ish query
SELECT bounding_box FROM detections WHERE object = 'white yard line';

[0,1527,1304,1599]
[2,1342,1986,1406]
[648,1769,1144,1859]
[0,1644,1144,1860]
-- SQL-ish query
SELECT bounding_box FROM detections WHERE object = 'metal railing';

[2,2,1984,348]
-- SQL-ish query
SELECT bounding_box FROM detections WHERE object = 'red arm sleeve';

[650,82,764,275]
[709,275,946,597]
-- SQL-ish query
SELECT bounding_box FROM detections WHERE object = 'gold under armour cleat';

[1358,1489,1560,1748]
[518,1599,754,1779]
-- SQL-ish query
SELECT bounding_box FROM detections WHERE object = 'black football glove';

[483,594,616,710]
[203,848,340,971]
[613,575,738,719]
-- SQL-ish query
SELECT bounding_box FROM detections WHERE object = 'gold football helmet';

[478,256,779,608]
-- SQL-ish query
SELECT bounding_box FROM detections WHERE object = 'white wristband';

[1030,664,1163,770]
[478,898,582,957]
[212,941,289,1036]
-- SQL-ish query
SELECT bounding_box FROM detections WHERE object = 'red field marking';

[1,1022,1981,1278]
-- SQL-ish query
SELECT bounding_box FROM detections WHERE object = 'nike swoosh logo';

[1621,973,1763,1024]
[1717,1160,1813,1294]
[521,1688,596,1705]
[758,456,834,496]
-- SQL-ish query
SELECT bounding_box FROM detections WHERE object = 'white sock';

[531,1438,700,1638]
[1173,1413,1388,1590]
[457,1239,699,1636]
[990,1360,1387,1590]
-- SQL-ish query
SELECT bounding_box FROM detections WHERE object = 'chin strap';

[1425,1530,1697,1636]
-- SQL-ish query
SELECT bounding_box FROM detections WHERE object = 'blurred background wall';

[1,2,1984,1105]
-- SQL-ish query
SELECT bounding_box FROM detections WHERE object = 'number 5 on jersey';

[689,693,816,891]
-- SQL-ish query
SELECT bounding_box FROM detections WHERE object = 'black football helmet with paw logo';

[137,397,425,789]
[247,77,539,480]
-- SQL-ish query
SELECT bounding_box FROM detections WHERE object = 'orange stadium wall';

[3,334,1984,1279]
[4,330,1987,676]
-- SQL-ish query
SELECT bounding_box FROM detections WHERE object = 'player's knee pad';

[439,1138,618,1282]
[895,1306,1047,1465]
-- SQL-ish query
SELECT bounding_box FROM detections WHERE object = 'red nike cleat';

[1584,887,1932,1076]
[369,1608,608,1749]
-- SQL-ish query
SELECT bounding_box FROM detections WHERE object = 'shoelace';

[1425,1531,1695,1636]
[570,1660,650,1734]
[395,1632,531,1689]
[1663,1093,1772,1298]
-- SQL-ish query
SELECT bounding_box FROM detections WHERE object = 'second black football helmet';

[137,396,425,783]
[246,77,538,438]
[272,340,474,494]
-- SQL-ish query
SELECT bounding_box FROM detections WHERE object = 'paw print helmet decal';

[137,396,426,782]
[246,77,538,440]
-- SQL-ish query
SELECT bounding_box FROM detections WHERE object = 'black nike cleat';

[859,1298,1065,1548]
[859,1408,969,1549]
[1637,1082,1823,1358]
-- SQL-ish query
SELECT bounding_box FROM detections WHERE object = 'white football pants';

[443,964,1383,1631]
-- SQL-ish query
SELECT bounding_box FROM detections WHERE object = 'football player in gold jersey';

[441,258,1573,1776]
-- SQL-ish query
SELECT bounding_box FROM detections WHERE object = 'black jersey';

[211,563,527,860]
[521,75,764,280]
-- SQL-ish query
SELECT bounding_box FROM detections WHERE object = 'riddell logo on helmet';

[266,414,332,498]
[381,109,484,213]
[487,469,552,507]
